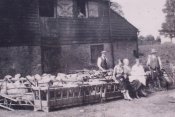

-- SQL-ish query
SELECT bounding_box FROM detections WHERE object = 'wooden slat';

[0,94,17,102]
[0,104,15,111]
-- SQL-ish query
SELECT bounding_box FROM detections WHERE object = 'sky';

[112,0,166,37]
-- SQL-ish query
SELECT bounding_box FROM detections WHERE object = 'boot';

[122,92,127,100]
[135,91,140,99]
[125,90,133,101]
[139,89,147,97]
[121,90,127,99]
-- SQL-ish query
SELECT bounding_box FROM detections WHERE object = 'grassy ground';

[139,43,175,67]
[1,90,175,117]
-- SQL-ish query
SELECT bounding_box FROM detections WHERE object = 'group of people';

[97,49,163,101]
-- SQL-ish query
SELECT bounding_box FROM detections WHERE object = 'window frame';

[87,1,99,18]
[56,0,74,18]
[76,0,99,18]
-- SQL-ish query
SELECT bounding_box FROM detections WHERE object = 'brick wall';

[0,46,41,77]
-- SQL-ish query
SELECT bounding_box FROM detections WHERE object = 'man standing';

[147,49,162,89]
[97,51,108,71]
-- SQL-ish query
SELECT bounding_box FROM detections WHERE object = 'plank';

[0,94,17,102]
[0,104,14,111]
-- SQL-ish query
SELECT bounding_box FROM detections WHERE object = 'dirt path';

[1,90,175,117]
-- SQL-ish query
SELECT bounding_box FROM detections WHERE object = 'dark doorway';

[41,46,61,74]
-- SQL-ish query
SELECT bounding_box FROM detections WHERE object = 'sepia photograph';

[0,0,175,117]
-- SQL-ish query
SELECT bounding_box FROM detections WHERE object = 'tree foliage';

[138,35,161,45]
[138,35,145,40]
[145,35,155,41]
[138,35,155,41]
[110,2,124,16]
[160,0,175,42]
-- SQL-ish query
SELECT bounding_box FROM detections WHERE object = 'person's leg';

[148,70,155,89]
[122,79,133,101]
[135,91,140,99]
[118,78,128,100]
[139,85,148,97]
[147,74,154,91]
[134,80,143,98]
[155,69,162,89]
[125,90,133,100]
[156,77,161,89]
[152,71,159,89]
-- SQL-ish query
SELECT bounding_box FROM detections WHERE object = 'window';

[77,0,99,18]
[39,0,54,17]
[57,0,73,17]
[90,45,104,64]
[88,1,99,17]
[77,0,87,18]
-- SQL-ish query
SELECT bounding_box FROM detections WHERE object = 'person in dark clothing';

[146,49,162,89]
[113,59,133,101]
[97,51,108,71]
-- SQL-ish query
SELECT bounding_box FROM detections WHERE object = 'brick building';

[0,0,138,76]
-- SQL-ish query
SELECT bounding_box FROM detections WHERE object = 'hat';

[151,49,157,54]
[101,51,107,54]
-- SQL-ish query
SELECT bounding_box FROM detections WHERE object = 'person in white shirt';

[97,51,108,71]
[130,59,147,86]
[123,59,143,99]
